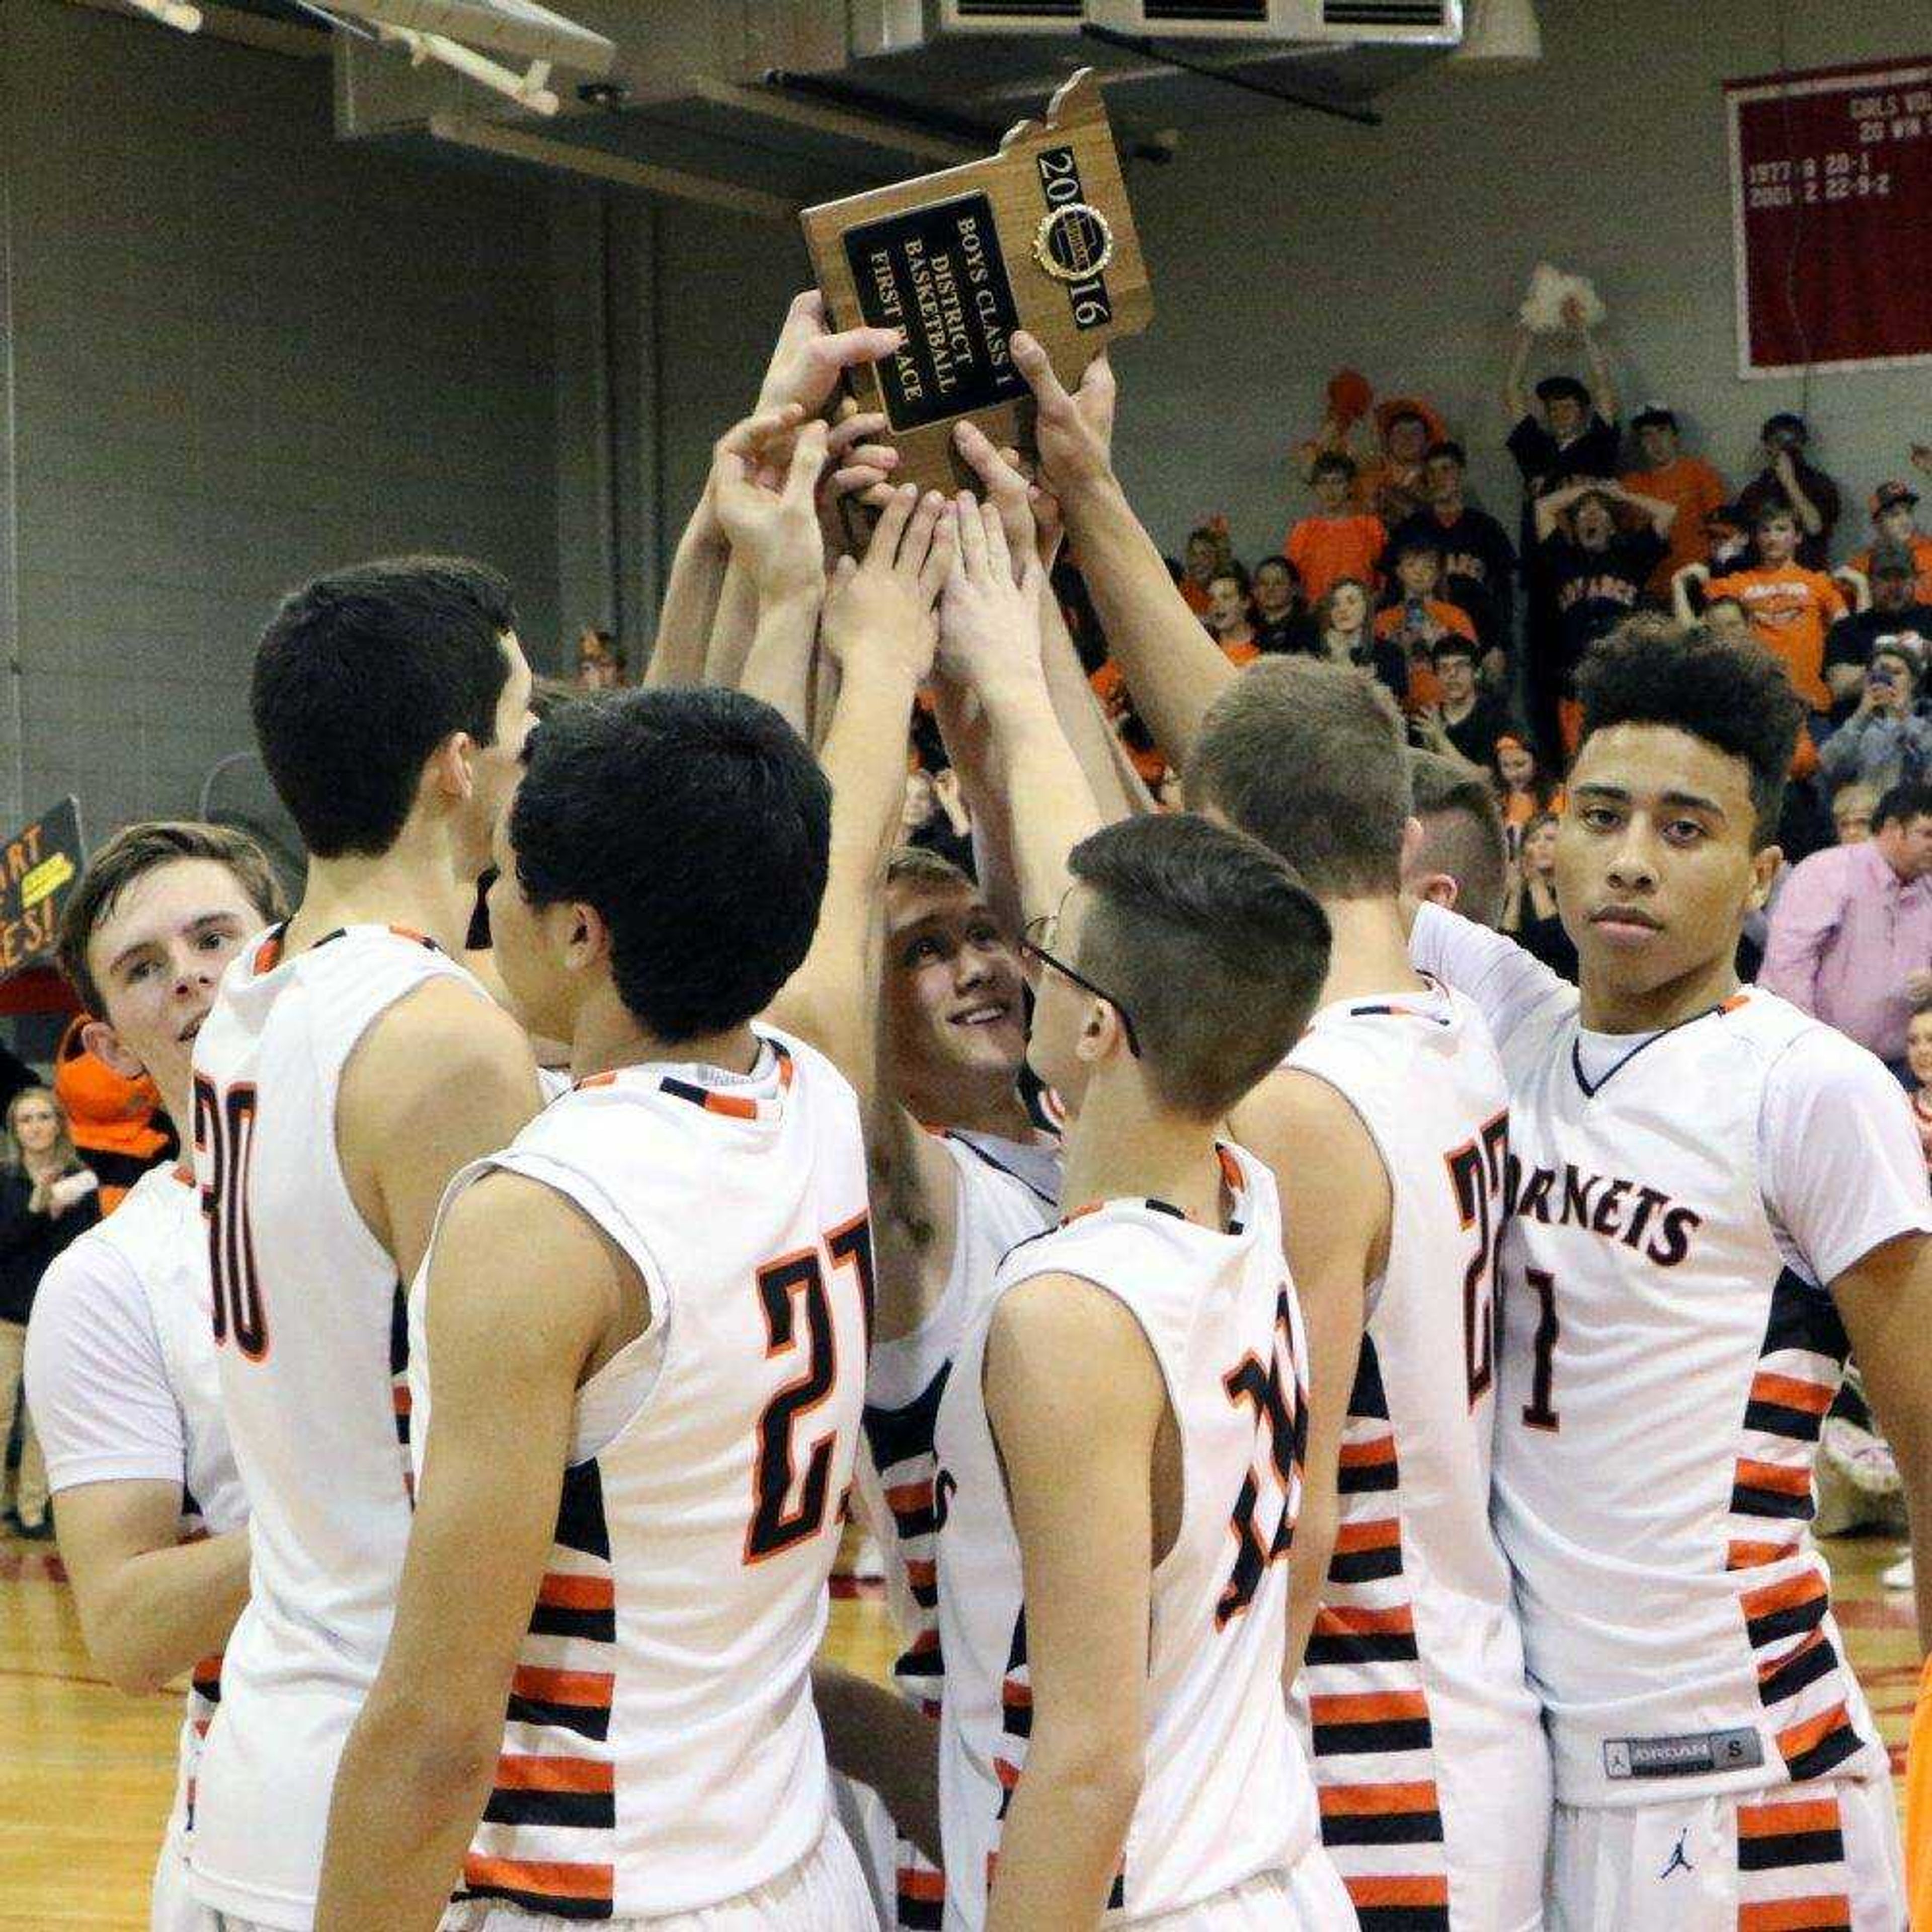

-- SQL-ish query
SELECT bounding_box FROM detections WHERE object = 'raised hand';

[938,492,1046,701]
[712,412,828,605]
[821,483,955,684]
[952,420,1057,568]
[1008,332,1117,505]
[759,289,906,420]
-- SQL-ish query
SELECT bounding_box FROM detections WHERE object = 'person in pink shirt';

[1759,779,1932,1078]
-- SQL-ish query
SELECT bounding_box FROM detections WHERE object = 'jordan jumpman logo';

[1659,1828,1695,1879]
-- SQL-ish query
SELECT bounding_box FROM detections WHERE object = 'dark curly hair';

[1575,618,1803,846]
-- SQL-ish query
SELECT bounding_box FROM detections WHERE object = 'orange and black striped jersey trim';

[1727,1269,1869,1790]
[460,1459,617,1921]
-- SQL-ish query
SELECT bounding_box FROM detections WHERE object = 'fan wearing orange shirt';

[1285,453,1387,604]
[1177,524,1229,615]
[1680,504,1857,716]
[1853,481,1932,604]
[1202,566,1261,667]
[1621,403,1727,597]
[1373,534,1476,711]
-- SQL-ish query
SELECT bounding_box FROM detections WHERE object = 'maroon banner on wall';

[1725,57,1932,377]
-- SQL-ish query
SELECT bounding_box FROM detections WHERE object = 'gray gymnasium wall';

[0,0,564,841]
[648,0,1932,583]
[3,0,1926,831]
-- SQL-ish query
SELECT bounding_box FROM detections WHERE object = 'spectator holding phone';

[1820,646,1932,796]
[1373,534,1477,710]
[1823,543,1932,722]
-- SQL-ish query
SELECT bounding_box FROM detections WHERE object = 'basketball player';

[25,823,284,1932]
[1410,624,1932,1928]
[935,811,1350,1927]
[314,685,873,1929]
[1013,338,1554,1926]
[710,432,1094,1925]
[185,557,546,1930]
[1407,747,1511,929]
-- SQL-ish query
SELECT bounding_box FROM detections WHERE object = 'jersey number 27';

[744,1213,874,1566]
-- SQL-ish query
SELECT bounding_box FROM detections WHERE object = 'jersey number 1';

[193,1076,268,1361]
[744,1215,874,1566]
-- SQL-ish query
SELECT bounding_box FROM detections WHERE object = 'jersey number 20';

[744,1214,874,1566]
[193,1076,268,1361]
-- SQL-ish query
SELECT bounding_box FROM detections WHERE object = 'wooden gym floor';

[0,1526,1916,1927]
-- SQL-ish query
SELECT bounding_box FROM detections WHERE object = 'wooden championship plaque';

[801,68,1152,496]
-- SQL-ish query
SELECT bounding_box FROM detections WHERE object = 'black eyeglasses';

[1018,915,1141,1058]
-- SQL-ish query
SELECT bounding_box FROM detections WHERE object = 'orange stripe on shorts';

[1777,1701,1851,1761]
[1319,1780,1440,1817]
[1309,1689,1428,1725]
[461,1855,614,1901]
[1345,1875,1451,1907]
[1741,1568,1827,1621]
[1736,1897,1852,1931]
[1736,1457,1814,1498]
[1333,1517,1401,1553]
[492,1753,614,1794]
[1750,1372,1834,1416]
[536,1572,614,1611]
[1737,1796,1842,1838]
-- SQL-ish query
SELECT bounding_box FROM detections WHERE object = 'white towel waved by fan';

[1519,264,1606,333]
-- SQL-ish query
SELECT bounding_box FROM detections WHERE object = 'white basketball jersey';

[855,1134,1054,1932]
[1286,984,1551,1929]
[856,1133,1056,1719]
[1491,986,1890,1806]
[935,1148,1315,1927]
[186,923,486,1924]
[54,1161,245,1862]
[411,1029,872,1920]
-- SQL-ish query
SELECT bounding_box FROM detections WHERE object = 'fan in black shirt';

[1410,636,1517,770]
[1250,554,1303,654]
[1821,544,1932,720]
[1531,480,1673,757]
[1393,440,1517,670]
[1735,413,1841,572]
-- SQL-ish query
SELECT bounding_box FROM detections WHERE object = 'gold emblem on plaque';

[1032,202,1115,285]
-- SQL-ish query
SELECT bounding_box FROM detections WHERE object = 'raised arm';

[764,482,952,1110]
[1608,478,1677,537]
[1671,562,1710,627]
[1504,323,1535,423]
[1578,319,1618,423]
[1771,447,1825,537]
[952,421,1143,827]
[645,472,732,689]
[1534,479,1596,542]
[1011,333,1237,769]
[939,495,1103,929]
[712,418,831,737]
